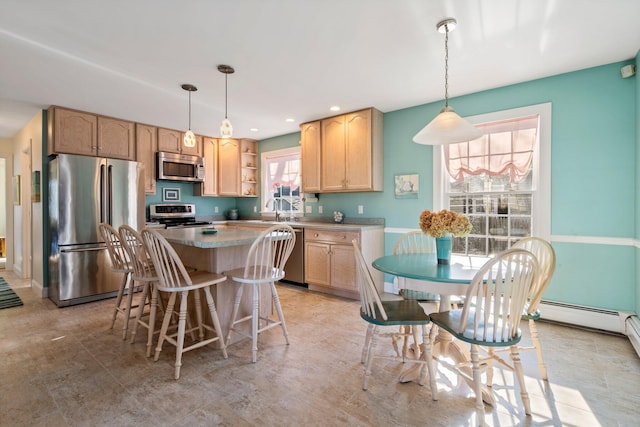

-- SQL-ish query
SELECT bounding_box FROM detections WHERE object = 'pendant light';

[413,18,482,145]
[181,84,197,148]
[218,64,235,138]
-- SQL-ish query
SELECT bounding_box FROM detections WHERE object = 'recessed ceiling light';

[330,105,340,112]
[285,118,295,123]
[250,128,259,132]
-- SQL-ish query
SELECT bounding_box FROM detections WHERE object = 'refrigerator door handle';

[60,246,107,254]
[107,164,113,225]
[100,164,106,224]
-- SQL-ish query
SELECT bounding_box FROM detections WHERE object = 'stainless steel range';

[149,203,212,228]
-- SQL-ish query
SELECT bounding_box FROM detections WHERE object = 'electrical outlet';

[253,206,257,213]
[305,206,312,213]
[214,206,219,213]
[358,205,364,214]
[318,205,323,214]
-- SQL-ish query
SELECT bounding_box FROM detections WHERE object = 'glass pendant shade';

[183,129,196,147]
[181,83,197,148]
[218,65,235,138]
[220,118,233,138]
[413,18,481,145]
[413,106,482,145]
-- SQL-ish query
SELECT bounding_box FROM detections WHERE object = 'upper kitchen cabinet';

[157,127,203,157]
[300,121,321,193]
[217,138,258,197]
[217,138,241,196]
[97,116,136,160]
[48,106,98,156]
[135,123,157,194]
[312,107,383,193]
[48,107,136,160]
[194,136,218,197]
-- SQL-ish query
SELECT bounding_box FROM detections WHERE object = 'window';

[433,103,551,260]
[261,147,303,216]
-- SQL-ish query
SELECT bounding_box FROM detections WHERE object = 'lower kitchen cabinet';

[304,227,383,299]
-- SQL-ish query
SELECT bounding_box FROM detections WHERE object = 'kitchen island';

[156,226,270,345]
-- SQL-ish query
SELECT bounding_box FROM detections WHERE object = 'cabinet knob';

[314,233,319,237]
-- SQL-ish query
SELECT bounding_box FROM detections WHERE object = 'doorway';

[0,157,5,270]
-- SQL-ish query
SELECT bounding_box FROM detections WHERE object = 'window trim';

[260,146,302,215]
[433,103,551,241]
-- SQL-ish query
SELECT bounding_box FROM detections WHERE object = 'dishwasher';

[282,227,306,287]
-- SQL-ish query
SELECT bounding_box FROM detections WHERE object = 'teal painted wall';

[250,61,638,313]
[635,50,640,315]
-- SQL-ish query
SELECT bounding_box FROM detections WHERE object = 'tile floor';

[1,271,639,426]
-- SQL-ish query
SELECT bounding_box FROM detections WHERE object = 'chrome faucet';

[265,198,281,222]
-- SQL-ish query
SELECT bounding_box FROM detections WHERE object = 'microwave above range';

[157,151,205,182]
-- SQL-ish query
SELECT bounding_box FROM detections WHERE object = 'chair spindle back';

[241,224,296,282]
[99,223,131,273]
[512,237,556,314]
[353,239,387,321]
[141,229,192,292]
[459,248,538,343]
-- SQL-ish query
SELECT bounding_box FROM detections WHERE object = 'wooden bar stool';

[224,224,296,363]
[99,223,137,340]
[142,229,228,379]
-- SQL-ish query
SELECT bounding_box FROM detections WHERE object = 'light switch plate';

[358,205,364,214]
[214,206,219,213]
[305,206,312,213]
[318,206,323,214]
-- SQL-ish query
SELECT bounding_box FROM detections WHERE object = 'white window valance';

[444,115,539,183]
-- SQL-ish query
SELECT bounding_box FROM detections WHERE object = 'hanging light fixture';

[181,83,197,148]
[413,18,482,145]
[218,64,235,138]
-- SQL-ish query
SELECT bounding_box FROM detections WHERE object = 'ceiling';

[1,0,639,141]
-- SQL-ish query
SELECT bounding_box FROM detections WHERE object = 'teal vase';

[435,235,452,265]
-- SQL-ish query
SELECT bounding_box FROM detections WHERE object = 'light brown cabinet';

[300,108,383,194]
[305,226,384,299]
[300,121,321,193]
[304,229,360,298]
[48,107,98,156]
[217,138,258,197]
[217,138,241,196]
[135,123,157,194]
[194,137,219,197]
[98,116,135,160]
[157,127,203,157]
[48,107,136,160]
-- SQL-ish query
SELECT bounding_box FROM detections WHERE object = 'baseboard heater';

[539,300,629,333]
[626,315,640,358]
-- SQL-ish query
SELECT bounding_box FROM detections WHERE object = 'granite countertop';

[229,219,385,231]
[157,227,262,249]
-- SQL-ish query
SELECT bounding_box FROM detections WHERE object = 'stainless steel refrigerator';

[48,154,144,307]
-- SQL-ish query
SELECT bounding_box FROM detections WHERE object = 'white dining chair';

[354,239,438,397]
[429,248,538,426]
[225,224,296,363]
[392,231,438,359]
[485,237,556,382]
[142,229,228,379]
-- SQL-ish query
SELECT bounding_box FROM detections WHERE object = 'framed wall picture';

[394,173,419,199]
[162,187,180,202]
[13,175,20,205]
[31,170,41,203]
